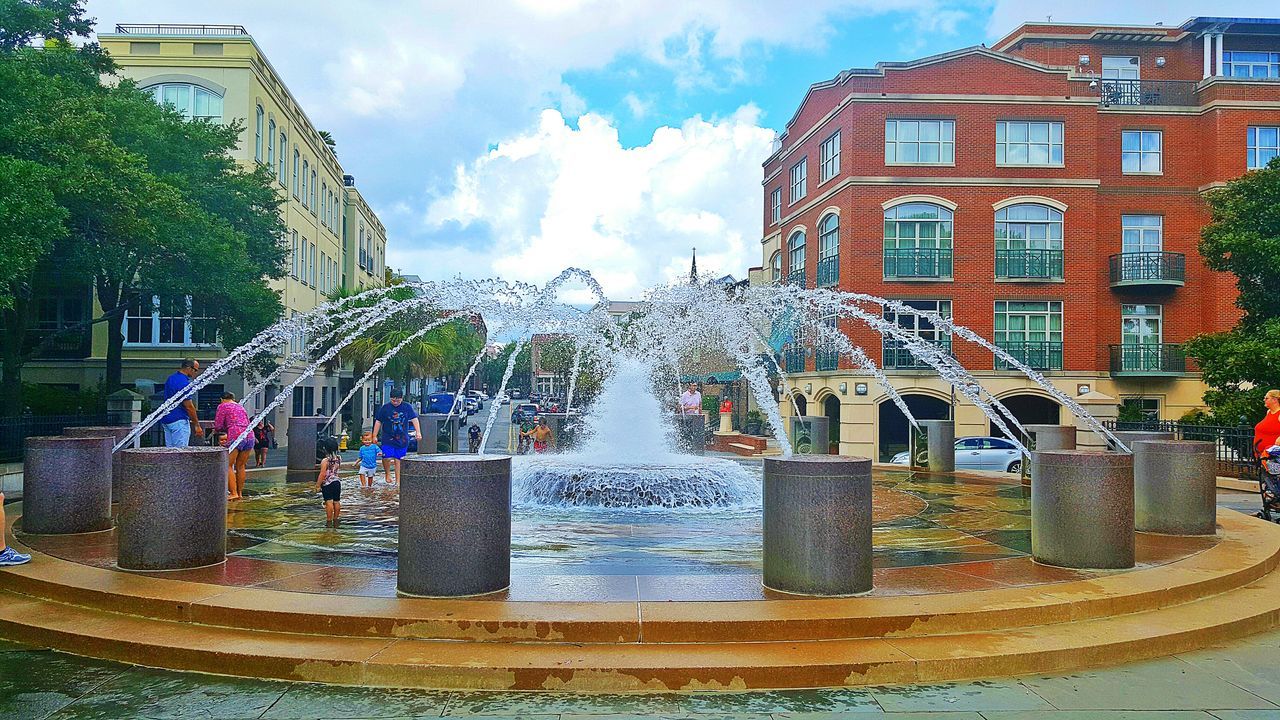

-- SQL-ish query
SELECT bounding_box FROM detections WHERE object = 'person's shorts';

[321,481,341,502]
[534,440,548,453]
[359,466,377,477]
[382,444,408,460]
[232,435,255,452]
[163,420,190,448]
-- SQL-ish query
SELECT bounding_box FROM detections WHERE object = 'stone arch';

[877,392,951,462]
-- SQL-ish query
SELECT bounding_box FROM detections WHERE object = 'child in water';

[316,443,342,526]
[358,431,381,488]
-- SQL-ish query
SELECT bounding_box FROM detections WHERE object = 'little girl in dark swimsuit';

[316,447,342,527]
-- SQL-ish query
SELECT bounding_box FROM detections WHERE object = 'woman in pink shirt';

[214,392,254,500]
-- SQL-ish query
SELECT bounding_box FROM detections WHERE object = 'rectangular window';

[1102,56,1140,79]
[310,243,317,288]
[311,170,318,214]
[292,149,299,198]
[254,105,264,162]
[882,300,953,369]
[789,158,807,204]
[123,295,215,347]
[1121,215,1162,253]
[301,159,310,207]
[1223,51,1280,78]
[292,386,315,417]
[266,119,276,173]
[996,121,1063,165]
[770,188,782,224]
[290,231,298,279]
[1121,130,1162,173]
[279,133,288,182]
[885,119,955,164]
[994,300,1063,370]
[1248,126,1280,170]
[1120,304,1164,372]
[1121,397,1160,421]
[819,131,840,182]
[320,252,328,293]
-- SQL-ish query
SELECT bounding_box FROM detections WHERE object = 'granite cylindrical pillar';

[64,425,132,498]
[21,436,113,535]
[1134,440,1217,536]
[676,414,705,455]
[789,416,830,455]
[399,455,511,597]
[920,419,956,473]
[1032,450,1134,569]
[1027,424,1077,451]
[1110,430,1177,453]
[118,447,227,570]
[286,416,326,482]
[763,455,873,596]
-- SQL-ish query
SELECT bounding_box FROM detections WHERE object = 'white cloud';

[623,92,651,120]
[984,1,1270,40]
[418,106,775,300]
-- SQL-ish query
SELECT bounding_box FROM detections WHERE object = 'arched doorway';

[878,394,951,462]
[991,393,1061,439]
[822,395,841,454]
[793,393,808,417]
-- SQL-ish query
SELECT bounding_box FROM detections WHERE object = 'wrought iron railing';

[995,340,1063,371]
[1098,79,1198,107]
[783,349,806,373]
[883,338,953,370]
[1109,251,1186,285]
[787,269,806,289]
[815,348,839,371]
[995,248,1063,280]
[816,256,839,287]
[883,248,953,279]
[1109,343,1186,374]
[1106,420,1259,481]
[0,413,111,463]
[114,24,249,36]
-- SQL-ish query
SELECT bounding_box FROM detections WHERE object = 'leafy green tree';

[1185,157,1280,425]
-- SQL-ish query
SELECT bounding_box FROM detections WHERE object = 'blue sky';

[84,1,1263,301]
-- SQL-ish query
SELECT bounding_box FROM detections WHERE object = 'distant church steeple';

[689,248,698,284]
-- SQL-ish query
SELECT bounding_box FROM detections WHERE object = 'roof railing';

[113,24,249,37]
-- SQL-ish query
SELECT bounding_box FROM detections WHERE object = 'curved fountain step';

[2,510,1276,645]
[1,564,1279,691]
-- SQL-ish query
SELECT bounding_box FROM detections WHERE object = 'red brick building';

[754,17,1280,460]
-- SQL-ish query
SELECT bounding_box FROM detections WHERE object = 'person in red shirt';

[1254,389,1280,460]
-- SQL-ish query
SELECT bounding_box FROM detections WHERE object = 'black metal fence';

[1106,420,1259,481]
[0,414,162,463]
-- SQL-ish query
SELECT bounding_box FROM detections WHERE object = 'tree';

[1185,157,1280,424]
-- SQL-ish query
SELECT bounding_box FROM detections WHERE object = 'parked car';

[425,392,464,415]
[495,393,511,405]
[511,403,540,424]
[464,397,479,414]
[890,436,1022,473]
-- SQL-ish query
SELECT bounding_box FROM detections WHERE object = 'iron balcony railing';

[787,269,807,289]
[1109,251,1186,286]
[995,340,1063,371]
[1106,419,1258,481]
[995,248,1063,280]
[1098,79,1197,107]
[1109,343,1186,375]
[815,348,839,371]
[114,24,249,36]
[883,248,953,279]
[816,256,839,287]
[882,338,953,370]
[783,349,806,373]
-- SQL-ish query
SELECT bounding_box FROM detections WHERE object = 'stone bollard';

[789,416,830,455]
[286,416,327,482]
[399,455,511,597]
[1134,440,1217,535]
[22,436,113,535]
[118,447,227,571]
[64,426,132,498]
[1026,424,1077,451]
[676,414,705,455]
[763,455,873,596]
[1110,430,1177,453]
[920,419,955,473]
[1031,450,1134,569]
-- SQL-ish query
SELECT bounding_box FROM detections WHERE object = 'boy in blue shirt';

[358,431,381,488]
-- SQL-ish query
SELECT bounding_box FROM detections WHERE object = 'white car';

[891,436,1023,473]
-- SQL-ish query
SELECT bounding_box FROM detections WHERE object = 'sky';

[83,1,1267,301]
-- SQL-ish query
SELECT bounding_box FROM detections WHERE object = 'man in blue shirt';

[161,358,205,448]
[371,387,421,484]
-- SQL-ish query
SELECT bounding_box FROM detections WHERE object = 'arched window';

[301,159,310,207]
[883,202,953,279]
[254,105,264,162]
[147,83,223,122]
[788,231,806,287]
[770,251,782,284]
[817,214,839,286]
[278,132,288,182]
[292,148,300,198]
[266,119,276,173]
[995,203,1063,279]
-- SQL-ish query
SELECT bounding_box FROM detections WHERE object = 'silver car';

[890,436,1022,473]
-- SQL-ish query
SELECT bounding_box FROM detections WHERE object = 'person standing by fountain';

[315,444,342,526]
[530,416,553,453]
[161,358,205,447]
[252,420,274,468]
[214,392,254,500]
[357,432,381,488]
[372,388,420,485]
[679,382,702,416]
[0,494,31,566]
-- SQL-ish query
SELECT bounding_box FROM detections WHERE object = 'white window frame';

[266,119,275,173]
[254,105,264,162]
[1248,126,1280,170]
[789,158,807,205]
[996,121,1063,166]
[885,119,955,165]
[279,133,288,183]
[311,170,318,215]
[292,149,300,198]
[147,82,223,122]
[1102,56,1140,80]
[1121,215,1163,253]
[770,188,782,224]
[770,250,782,284]
[123,294,216,347]
[1121,130,1162,174]
[819,131,840,182]
[290,231,299,279]
[1223,51,1280,78]
[994,300,1063,370]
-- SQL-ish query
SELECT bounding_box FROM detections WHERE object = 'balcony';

[883,248,953,280]
[883,338,953,370]
[995,340,1063,371]
[783,349,806,374]
[787,269,807,289]
[1097,79,1197,107]
[1109,252,1186,288]
[816,256,839,287]
[1110,343,1186,376]
[995,249,1063,280]
[815,348,839,372]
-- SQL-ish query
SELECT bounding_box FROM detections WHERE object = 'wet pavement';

[6,630,1280,718]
